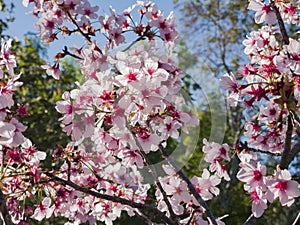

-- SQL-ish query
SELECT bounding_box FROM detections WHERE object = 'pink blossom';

[137,131,160,153]
[16,104,29,117]
[0,39,16,75]
[55,91,75,124]
[220,72,240,106]
[31,197,54,221]
[258,100,279,123]
[248,0,277,25]
[117,148,144,168]
[77,1,99,20]
[250,188,268,218]
[267,170,300,206]
[191,169,221,201]
[41,63,60,80]
[237,162,266,191]
[162,176,191,203]
[160,116,180,139]
[0,121,15,145]
[9,118,27,146]
[220,72,239,93]
[0,84,14,109]
[286,38,300,75]
[63,122,83,141]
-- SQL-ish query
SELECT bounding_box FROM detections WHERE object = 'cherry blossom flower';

[117,148,144,168]
[55,91,75,124]
[31,197,54,221]
[41,63,60,80]
[0,121,15,145]
[191,169,221,201]
[220,72,240,106]
[237,161,266,191]
[18,0,300,224]
[248,0,277,25]
[202,139,231,178]
[250,188,268,218]
[0,39,16,75]
[267,170,300,206]
[16,104,29,117]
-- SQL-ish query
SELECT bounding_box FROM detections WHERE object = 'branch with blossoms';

[44,172,178,225]
[0,0,299,225]
[219,0,300,222]
[10,1,224,224]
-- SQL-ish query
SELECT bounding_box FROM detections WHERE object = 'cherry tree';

[0,0,299,224]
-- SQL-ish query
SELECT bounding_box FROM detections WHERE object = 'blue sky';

[9,1,176,58]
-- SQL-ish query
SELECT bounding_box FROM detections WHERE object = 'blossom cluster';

[214,0,300,218]
[237,151,300,217]
[22,1,217,225]
[0,39,47,223]
[2,0,297,224]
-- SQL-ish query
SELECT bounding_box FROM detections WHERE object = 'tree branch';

[124,117,179,223]
[290,109,300,125]
[66,11,92,43]
[45,172,177,225]
[0,190,13,225]
[62,46,83,60]
[271,1,289,45]
[240,141,282,156]
[280,115,293,169]
[287,140,300,166]
[158,144,218,225]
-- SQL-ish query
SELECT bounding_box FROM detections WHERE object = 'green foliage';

[0,0,15,39]
[12,36,81,154]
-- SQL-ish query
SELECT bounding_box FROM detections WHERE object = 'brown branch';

[287,140,300,165]
[124,117,179,223]
[270,1,289,45]
[66,11,92,43]
[240,142,282,156]
[158,144,218,225]
[280,115,293,169]
[122,35,145,52]
[0,190,13,225]
[45,172,177,225]
[62,46,83,60]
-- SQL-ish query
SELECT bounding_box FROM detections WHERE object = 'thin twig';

[290,109,300,125]
[243,214,257,225]
[62,46,83,60]
[240,142,282,156]
[122,35,145,52]
[66,12,92,43]
[292,212,300,225]
[186,209,197,225]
